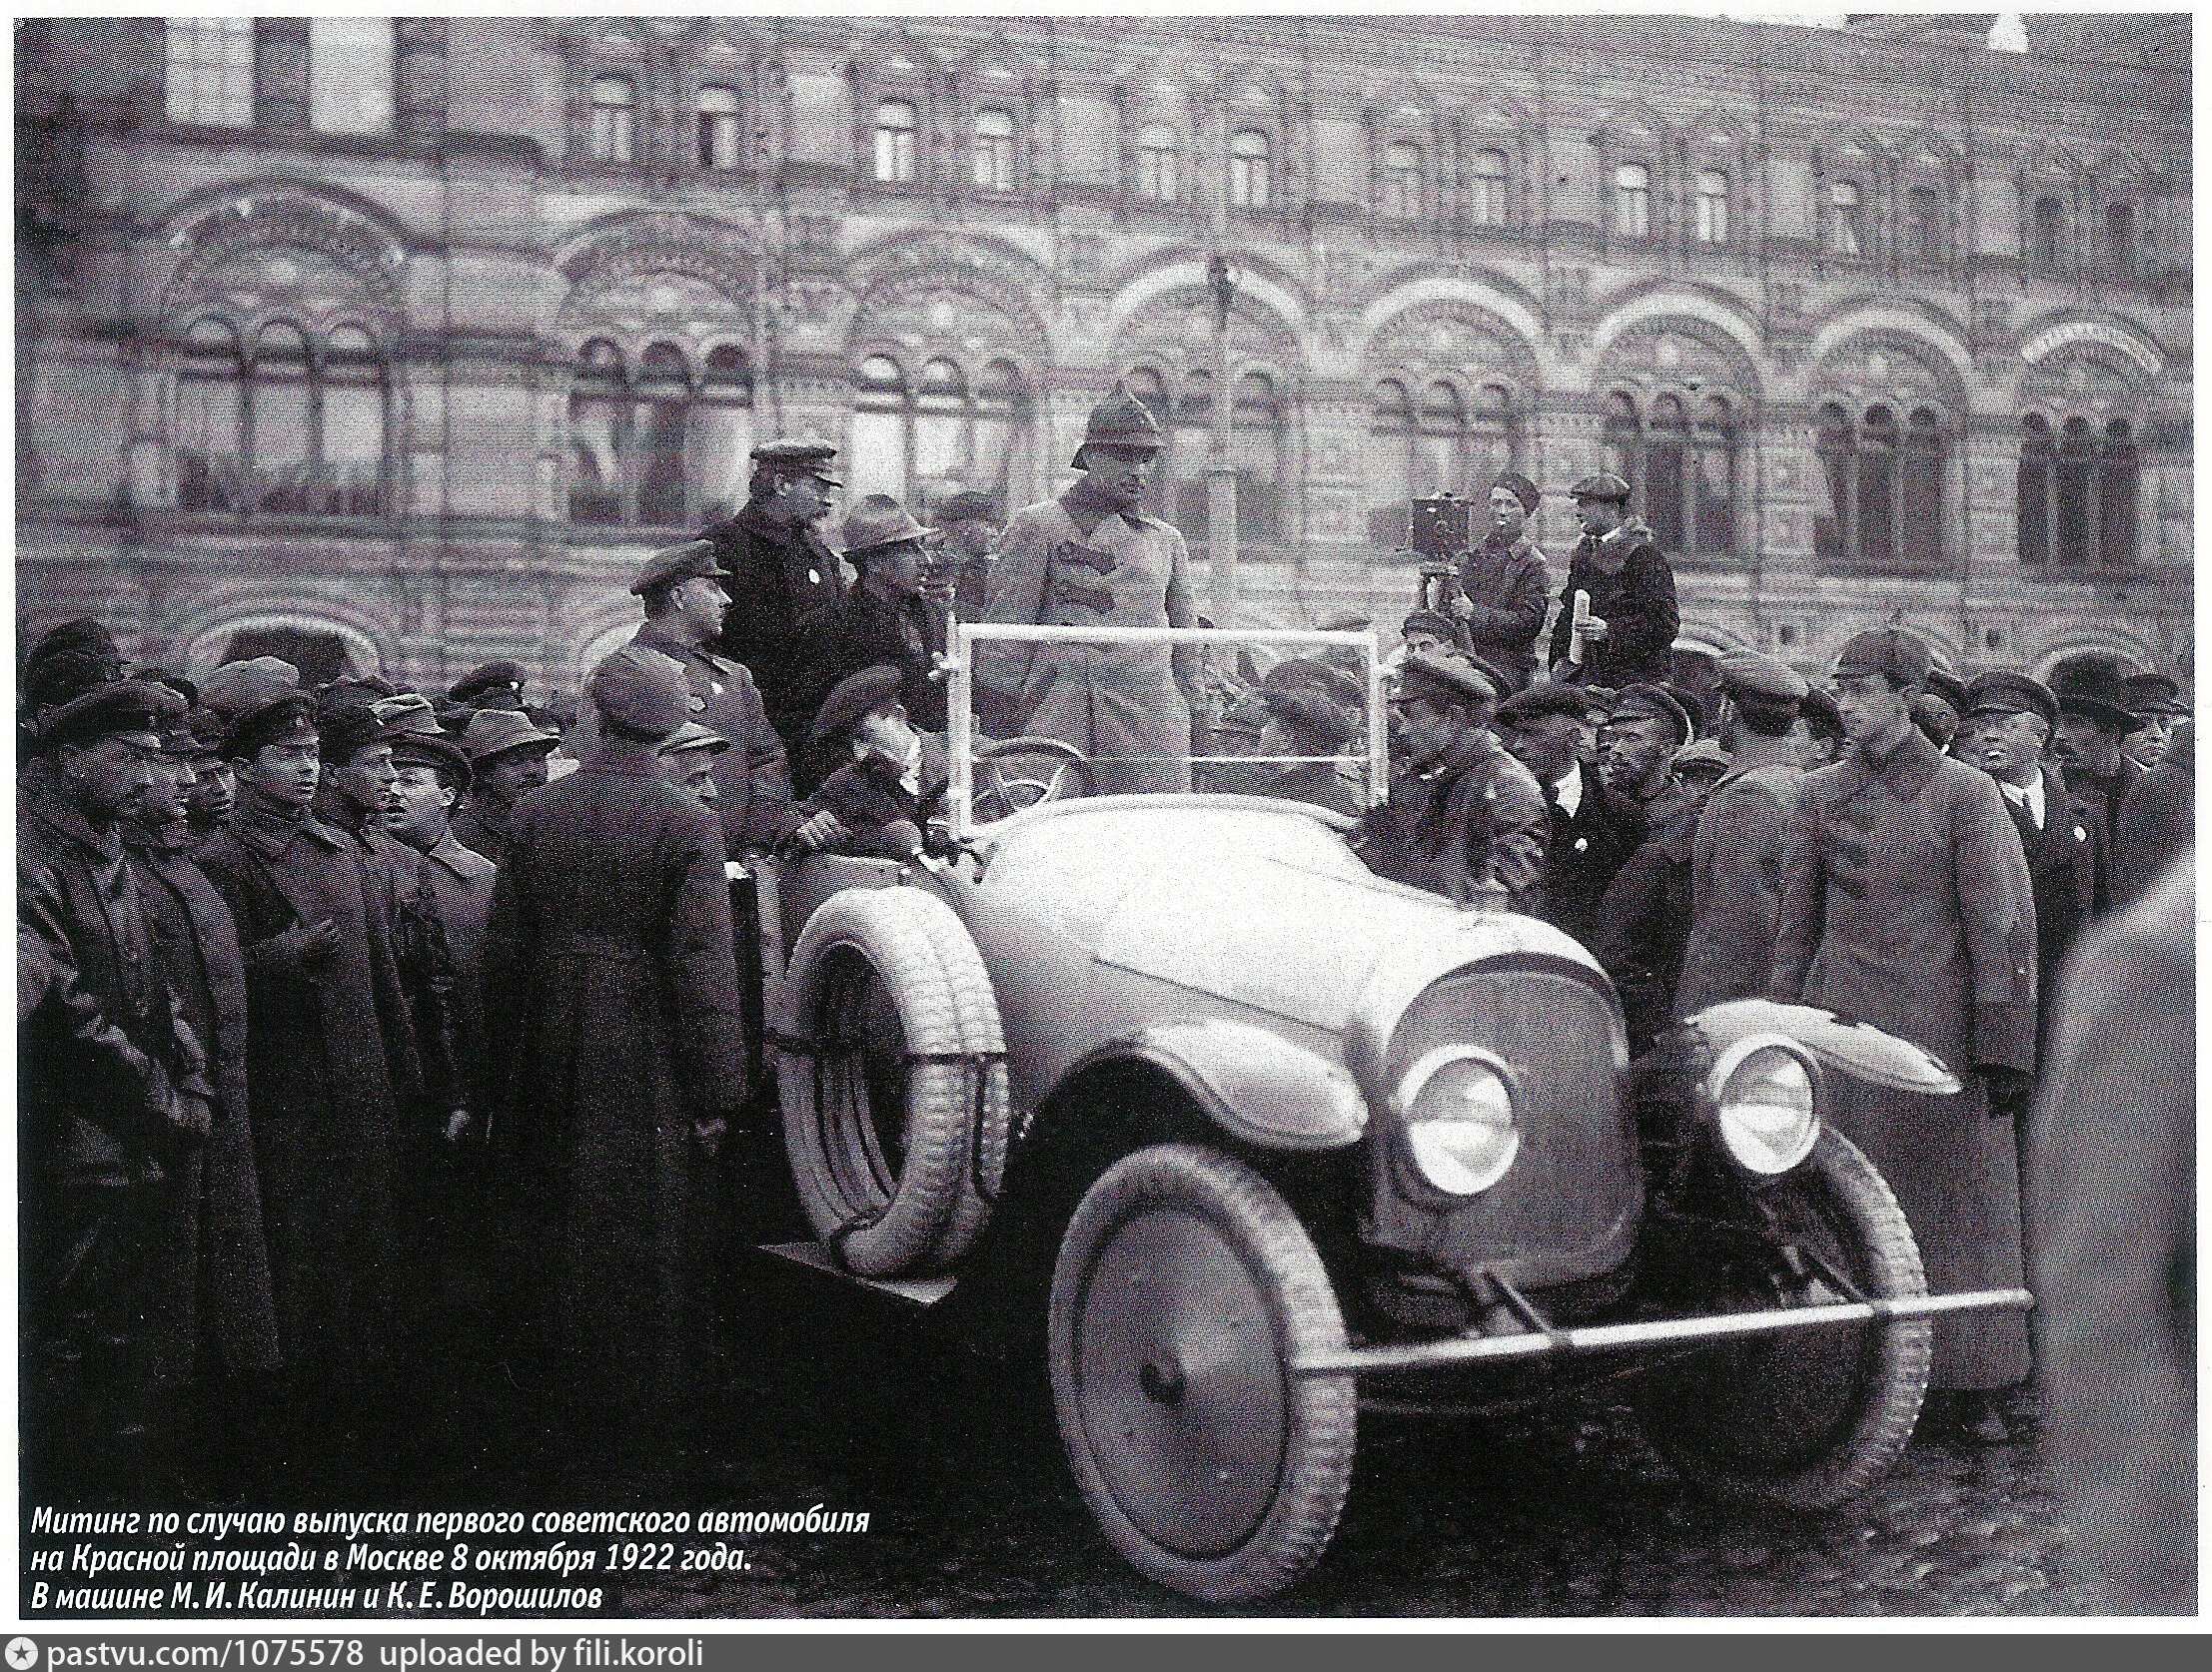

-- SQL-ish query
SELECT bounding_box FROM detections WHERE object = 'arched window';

[2017,415,2054,566]
[1368,378,1520,545]
[176,320,242,509]
[1900,408,1945,568]
[1694,169,1728,244]
[1609,393,1738,557]
[973,108,1016,192]
[694,347,755,515]
[1646,396,1689,550]
[2024,415,2141,569]
[874,99,917,184]
[1829,180,1866,256]
[569,341,630,524]
[1693,398,1737,555]
[850,352,1031,510]
[2104,202,2136,276]
[1232,371,1287,543]
[2101,420,2139,565]
[1470,384,1518,486]
[1367,380,1414,543]
[1615,164,1652,238]
[1816,403,1945,571]
[1416,380,1467,498]
[1230,129,1270,209]
[850,355,910,502]
[2056,417,2095,560]
[1470,148,1509,227]
[252,324,314,508]
[1814,404,1853,561]
[321,326,388,517]
[1856,406,1897,561]
[588,77,635,164]
[2031,195,2065,274]
[914,358,968,479]
[165,19,253,128]
[1136,124,1178,203]
[632,344,691,527]
[1126,368,1174,519]
[1382,141,1422,221]
[568,339,750,527]
[697,86,742,171]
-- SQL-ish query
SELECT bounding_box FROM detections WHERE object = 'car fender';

[1682,998,1963,1096]
[1059,1019,1369,1153]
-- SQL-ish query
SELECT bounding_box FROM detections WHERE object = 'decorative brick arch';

[182,606,390,679]
[156,182,412,315]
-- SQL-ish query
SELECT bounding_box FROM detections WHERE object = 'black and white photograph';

[12,8,2195,1628]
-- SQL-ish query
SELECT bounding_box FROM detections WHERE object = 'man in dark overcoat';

[19,677,210,1496]
[1545,472,1678,689]
[194,668,424,1475]
[1674,651,1808,1015]
[484,644,750,1503]
[1446,470,1552,693]
[451,708,559,868]
[2047,653,2146,847]
[1768,628,2039,1438]
[1497,683,1646,947]
[803,497,951,757]
[702,437,846,759]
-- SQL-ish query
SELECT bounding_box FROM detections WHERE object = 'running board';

[759,1240,958,1307]
[1293,1286,2033,1376]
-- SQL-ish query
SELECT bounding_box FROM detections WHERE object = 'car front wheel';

[1047,1143,1356,1603]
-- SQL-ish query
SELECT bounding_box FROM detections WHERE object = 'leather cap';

[1070,383,1166,467]
[656,720,730,757]
[1965,670,2059,737]
[1491,470,1541,515]
[1397,651,1497,710]
[840,496,934,556]
[584,644,688,742]
[1716,649,1809,705]
[1833,627,1933,687]
[630,539,721,597]
[39,679,185,751]
[1608,682,1693,746]
[2123,670,2188,720]
[1569,470,1632,504]
[2047,652,2139,731]
[448,659,528,706]
[460,705,561,763]
[808,663,905,749]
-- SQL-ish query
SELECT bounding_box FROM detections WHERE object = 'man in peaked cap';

[2047,652,2144,844]
[452,707,560,868]
[1920,664,1971,757]
[1768,623,2040,1436]
[796,496,950,783]
[1498,681,1646,946]
[978,384,1203,794]
[1599,681,1695,835]
[700,437,845,759]
[1446,467,1552,693]
[1400,608,1470,661]
[179,707,237,852]
[483,640,747,1502]
[655,721,731,808]
[1674,649,1809,1015]
[1547,470,1678,691]
[447,660,528,714]
[789,663,953,861]
[1351,652,1546,910]
[2120,669,2187,772]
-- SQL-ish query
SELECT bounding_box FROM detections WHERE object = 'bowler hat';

[1965,670,2059,738]
[460,706,560,764]
[840,497,934,557]
[2122,670,2188,720]
[1070,383,1166,468]
[448,659,529,707]
[1833,627,1933,688]
[39,679,185,752]
[1492,470,1541,516]
[584,644,688,743]
[391,728,471,788]
[2047,652,2139,732]
[1715,649,1808,706]
[629,540,722,598]
[1569,471,1632,505]
[1609,683,1693,747]
[808,664,905,750]
[657,720,731,758]
[1397,652,1497,711]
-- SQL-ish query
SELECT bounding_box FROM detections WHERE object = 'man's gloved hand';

[791,809,848,853]
[270,918,341,972]
[1981,1065,2035,1122]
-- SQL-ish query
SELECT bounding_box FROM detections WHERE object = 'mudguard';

[1682,998,1963,1096]
[1067,1019,1369,1153]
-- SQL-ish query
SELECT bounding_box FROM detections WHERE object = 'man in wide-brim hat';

[977,383,1205,795]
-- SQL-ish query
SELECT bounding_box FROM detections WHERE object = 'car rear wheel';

[1629,1128,1932,1508]
[1048,1143,1355,1602]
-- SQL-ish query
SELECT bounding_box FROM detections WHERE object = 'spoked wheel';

[1048,1144,1355,1602]
[972,736,1097,823]
[1629,1129,1932,1508]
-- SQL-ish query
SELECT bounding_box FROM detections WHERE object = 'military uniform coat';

[705,500,845,755]
[483,741,749,1495]
[128,839,282,1383]
[1546,530,1678,689]
[980,494,1202,795]
[2111,721,2191,910]
[418,830,496,1106]
[1537,761,1647,948]
[196,803,423,1398]
[1353,729,1548,912]
[1674,759,1802,1016]
[1768,723,2038,1388]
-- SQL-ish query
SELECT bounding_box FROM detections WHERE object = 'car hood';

[975,797,1602,1032]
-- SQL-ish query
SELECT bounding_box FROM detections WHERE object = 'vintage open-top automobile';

[736,624,2030,1603]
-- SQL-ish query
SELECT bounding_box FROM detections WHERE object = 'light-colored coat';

[1768,722,2039,1389]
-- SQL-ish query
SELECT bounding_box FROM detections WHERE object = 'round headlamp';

[1394,1046,1521,1197]
[1706,1035,1820,1175]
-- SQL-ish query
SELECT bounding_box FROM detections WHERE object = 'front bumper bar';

[1293,1286,2033,1376]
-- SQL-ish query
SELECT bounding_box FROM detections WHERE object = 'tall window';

[588,77,635,164]
[697,86,742,170]
[1230,372,1287,543]
[2017,416,2053,566]
[165,19,254,127]
[848,352,1029,510]
[1136,124,1178,202]
[176,321,244,509]
[309,19,394,134]
[173,318,389,516]
[1601,392,1736,557]
[2020,414,2139,568]
[1367,378,1520,544]
[874,99,917,184]
[1229,129,1270,209]
[1614,164,1652,238]
[319,327,389,516]
[1382,141,1422,221]
[973,108,1016,191]
[2104,202,2136,275]
[1470,148,1508,227]
[1693,169,1728,244]
[1905,186,1942,266]
[2031,195,2065,274]
[1829,180,1865,256]
[569,340,753,527]
[1816,404,1946,570]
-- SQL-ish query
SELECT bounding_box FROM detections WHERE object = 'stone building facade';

[14,15,2192,693]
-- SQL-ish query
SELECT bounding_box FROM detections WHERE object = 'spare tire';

[776,887,1008,1277]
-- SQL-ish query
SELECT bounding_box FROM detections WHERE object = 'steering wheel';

[970,736,1098,824]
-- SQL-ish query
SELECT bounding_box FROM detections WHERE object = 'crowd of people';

[16,390,2194,1591]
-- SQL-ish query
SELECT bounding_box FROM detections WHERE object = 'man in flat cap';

[796,496,950,787]
[701,437,845,760]
[1598,682,1694,836]
[656,721,731,807]
[1673,650,1809,1015]
[980,385,1204,795]
[1497,682,1646,946]
[1250,658,1366,818]
[1400,608,1470,662]
[19,673,214,1496]
[589,539,793,850]
[1353,652,1546,909]
[1769,626,2039,1439]
[2047,652,2145,848]
[485,642,748,1502]
[191,664,427,1483]
[2120,670,2187,772]
[1592,681,1708,1053]
[452,708,560,868]
[1547,471,1678,690]
[1443,469,1552,693]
